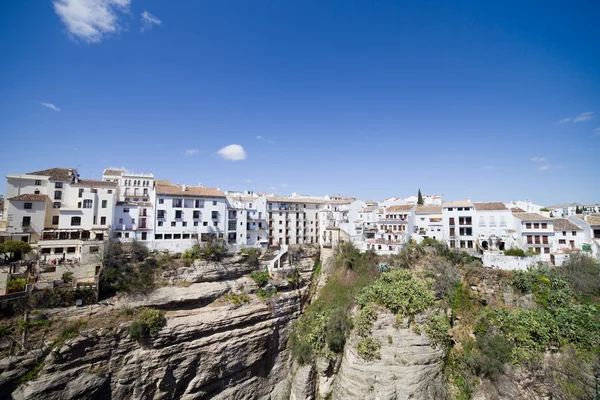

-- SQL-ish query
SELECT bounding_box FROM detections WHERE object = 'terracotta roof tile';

[511,207,526,213]
[103,169,123,176]
[156,185,225,198]
[387,205,415,212]
[474,202,509,211]
[443,200,473,208]
[415,205,442,214]
[586,216,600,226]
[513,213,551,221]
[361,206,378,212]
[552,218,582,231]
[8,194,50,202]
[27,168,75,181]
[72,179,118,188]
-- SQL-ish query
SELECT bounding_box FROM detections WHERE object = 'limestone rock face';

[331,310,447,400]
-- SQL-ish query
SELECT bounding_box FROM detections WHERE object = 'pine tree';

[417,189,424,205]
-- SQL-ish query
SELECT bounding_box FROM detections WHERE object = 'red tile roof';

[103,169,123,176]
[156,185,225,198]
[27,168,75,181]
[474,202,509,211]
[8,194,50,202]
[387,205,414,212]
[72,179,118,188]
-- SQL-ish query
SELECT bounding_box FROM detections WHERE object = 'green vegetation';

[58,319,87,341]
[417,188,424,205]
[100,241,160,293]
[250,269,270,287]
[0,240,32,262]
[223,292,249,304]
[503,248,538,257]
[357,336,381,361]
[7,278,26,293]
[128,307,166,341]
[539,207,551,212]
[286,268,301,284]
[257,285,277,300]
[424,313,451,349]
[241,247,260,267]
[19,360,45,384]
[61,271,74,283]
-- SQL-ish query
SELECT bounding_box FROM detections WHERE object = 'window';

[125,233,129,238]
[182,221,187,227]
[79,188,84,198]
[71,217,81,226]
[211,211,218,219]
[533,223,540,229]
[174,234,181,239]
[158,221,163,226]
[195,200,203,208]
[171,221,176,227]
[155,234,163,240]
[213,201,217,206]
[93,216,97,225]
[143,188,148,195]
[131,218,135,224]
[78,202,82,208]
[526,223,532,229]
[559,239,566,244]
[41,248,51,254]
[22,216,31,227]
[53,202,61,209]
[544,248,550,254]
[55,182,63,188]
[102,200,107,208]
[183,234,190,239]
[100,216,106,225]
[83,199,92,208]
[173,199,182,208]
[193,210,201,218]
[213,222,218,227]
[572,231,577,236]
[34,179,41,185]
[123,208,130,212]
[119,218,123,223]
[54,191,62,200]
[203,221,208,226]
[563,231,567,236]
[541,223,547,229]
[67,247,76,253]
[24,202,32,209]
[141,232,147,240]
[157,210,165,218]
[194,221,199,226]
[55,247,64,254]
[164,234,172,239]
[175,210,183,219]
[447,207,453,211]
[108,190,112,194]
[52,216,59,225]
[449,217,455,225]
[159,198,164,204]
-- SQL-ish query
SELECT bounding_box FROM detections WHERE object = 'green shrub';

[504,248,527,257]
[356,304,378,337]
[19,360,45,383]
[61,271,74,283]
[559,252,600,297]
[257,285,277,300]
[250,270,270,287]
[357,337,381,361]
[424,313,451,349]
[356,269,435,319]
[128,307,166,340]
[7,278,26,293]
[287,268,301,284]
[241,248,260,267]
[223,292,249,304]
[325,310,352,353]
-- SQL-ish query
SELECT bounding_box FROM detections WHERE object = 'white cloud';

[217,144,246,161]
[246,178,252,183]
[531,157,546,162]
[538,165,550,171]
[141,11,161,32]
[41,102,61,112]
[185,149,198,156]
[557,111,595,124]
[573,111,594,123]
[256,136,264,140]
[53,0,131,43]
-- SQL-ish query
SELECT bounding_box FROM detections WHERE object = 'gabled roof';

[586,216,600,226]
[474,202,509,211]
[443,200,473,208]
[552,218,582,231]
[156,185,225,198]
[511,207,526,213]
[71,179,118,188]
[103,169,123,176]
[513,213,551,221]
[8,194,50,202]
[27,168,75,181]
[387,205,414,212]
[415,205,442,215]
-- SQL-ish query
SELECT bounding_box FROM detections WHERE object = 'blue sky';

[1,0,599,205]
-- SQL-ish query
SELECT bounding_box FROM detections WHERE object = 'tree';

[0,240,32,262]
[575,206,583,214]
[417,189,424,205]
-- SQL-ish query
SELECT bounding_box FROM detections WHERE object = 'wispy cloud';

[53,0,131,44]
[558,111,595,124]
[531,157,546,162]
[482,165,494,169]
[574,111,594,123]
[184,149,198,156]
[246,178,252,183]
[538,165,550,171]
[256,136,264,140]
[217,144,246,161]
[41,102,61,112]
[141,11,161,32]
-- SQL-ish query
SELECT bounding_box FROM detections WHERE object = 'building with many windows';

[443,200,476,251]
[267,196,322,246]
[153,184,227,252]
[225,194,268,247]
[413,205,443,241]
[473,202,513,251]
[512,213,554,259]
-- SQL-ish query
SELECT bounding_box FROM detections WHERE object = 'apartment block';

[443,200,476,251]
[267,197,321,246]
[225,195,268,246]
[512,213,554,258]
[414,205,443,241]
[473,202,512,251]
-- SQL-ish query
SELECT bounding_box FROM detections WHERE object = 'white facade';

[442,200,477,251]
[413,205,443,241]
[473,202,513,251]
[153,184,228,252]
[267,197,322,246]
[225,195,268,247]
[512,213,554,260]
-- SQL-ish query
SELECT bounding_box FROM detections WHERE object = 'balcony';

[378,219,407,224]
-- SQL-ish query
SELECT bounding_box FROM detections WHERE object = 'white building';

[413,205,443,241]
[473,202,513,251]
[267,196,322,246]
[365,204,415,254]
[442,200,477,252]
[225,194,268,247]
[506,200,549,216]
[568,215,600,260]
[512,213,554,260]
[153,184,227,252]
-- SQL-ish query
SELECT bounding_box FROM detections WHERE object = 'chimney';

[467,197,471,202]
[182,185,186,192]
[198,182,203,188]
[217,186,221,191]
